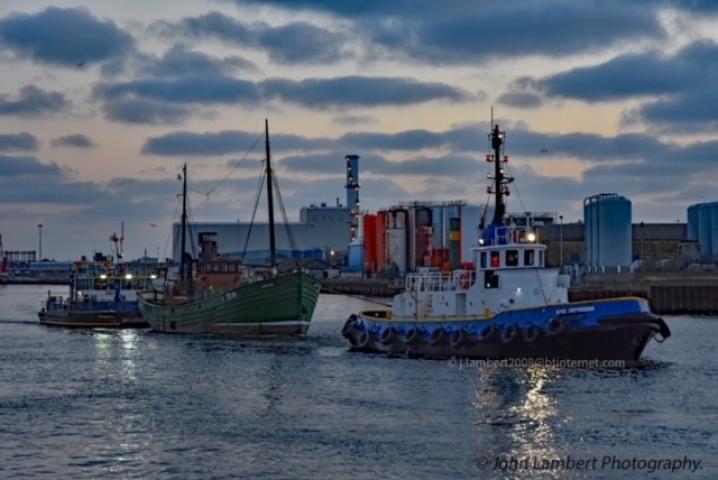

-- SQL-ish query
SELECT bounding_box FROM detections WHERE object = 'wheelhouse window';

[539,250,545,267]
[491,251,500,268]
[480,252,487,269]
[524,249,535,267]
[506,249,519,267]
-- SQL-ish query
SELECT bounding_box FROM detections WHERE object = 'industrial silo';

[583,193,632,270]
[710,204,718,262]
[687,204,700,241]
[698,203,713,261]
[387,210,407,274]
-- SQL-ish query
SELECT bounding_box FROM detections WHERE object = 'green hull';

[138,272,321,336]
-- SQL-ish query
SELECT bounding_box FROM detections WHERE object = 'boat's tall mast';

[491,125,507,226]
[179,162,188,284]
[265,119,277,268]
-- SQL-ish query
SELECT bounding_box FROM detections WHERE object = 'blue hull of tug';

[342,297,671,363]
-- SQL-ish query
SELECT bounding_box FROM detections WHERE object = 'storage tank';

[363,214,378,273]
[698,203,713,261]
[387,210,407,274]
[687,204,700,241]
[449,217,461,268]
[347,241,364,270]
[431,205,444,249]
[414,207,432,268]
[460,205,482,264]
[583,193,632,270]
[710,205,718,262]
[376,210,387,270]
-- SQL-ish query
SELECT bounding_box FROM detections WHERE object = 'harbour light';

[527,232,536,242]
[99,274,107,280]
[125,273,133,280]
[150,274,157,279]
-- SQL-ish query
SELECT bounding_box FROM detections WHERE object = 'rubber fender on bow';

[546,317,566,336]
[380,327,398,345]
[501,325,518,343]
[522,325,541,342]
[477,324,495,341]
[449,329,468,348]
[357,330,374,349]
[429,328,447,345]
[402,327,421,344]
[341,316,358,340]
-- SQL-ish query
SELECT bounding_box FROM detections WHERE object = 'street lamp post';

[37,224,43,260]
[559,215,564,271]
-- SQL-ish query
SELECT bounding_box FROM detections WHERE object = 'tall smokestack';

[345,154,360,240]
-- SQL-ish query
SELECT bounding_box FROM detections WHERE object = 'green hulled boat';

[138,271,320,335]
[139,120,321,336]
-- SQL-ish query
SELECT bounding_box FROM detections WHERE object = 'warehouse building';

[173,202,351,264]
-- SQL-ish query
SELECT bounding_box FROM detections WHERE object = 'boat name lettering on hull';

[556,306,595,314]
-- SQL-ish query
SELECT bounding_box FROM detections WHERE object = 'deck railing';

[405,270,476,291]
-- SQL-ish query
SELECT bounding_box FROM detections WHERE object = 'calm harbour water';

[0,285,716,479]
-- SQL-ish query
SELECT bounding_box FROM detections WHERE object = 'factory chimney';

[345,154,360,240]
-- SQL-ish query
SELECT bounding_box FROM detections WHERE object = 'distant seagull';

[150,223,158,228]
[540,148,549,154]
[76,61,86,68]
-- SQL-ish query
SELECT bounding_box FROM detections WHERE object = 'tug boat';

[342,124,671,363]
[39,264,147,328]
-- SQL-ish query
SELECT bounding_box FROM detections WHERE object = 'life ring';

[459,272,472,289]
[477,324,495,342]
[522,325,541,342]
[501,325,518,343]
[430,328,447,345]
[380,327,398,345]
[402,328,421,344]
[547,317,566,336]
[450,329,468,347]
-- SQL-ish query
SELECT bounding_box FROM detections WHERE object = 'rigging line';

[187,134,263,198]
[241,168,267,262]
[271,172,298,254]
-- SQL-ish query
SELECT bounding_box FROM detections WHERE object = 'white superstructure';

[392,225,570,320]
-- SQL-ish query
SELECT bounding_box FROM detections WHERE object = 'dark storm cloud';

[96,74,260,105]
[95,69,467,123]
[0,154,62,176]
[497,92,543,109]
[260,76,470,108]
[635,90,718,131]
[142,130,332,156]
[143,46,257,77]
[339,130,445,150]
[0,133,38,152]
[535,48,709,101]
[0,7,133,67]
[101,98,192,125]
[0,85,68,116]
[234,0,664,64]
[51,134,95,148]
[161,12,349,64]
[143,123,671,159]
[516,39,718,129]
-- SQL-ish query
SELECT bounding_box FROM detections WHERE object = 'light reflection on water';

[0,285,716,479]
